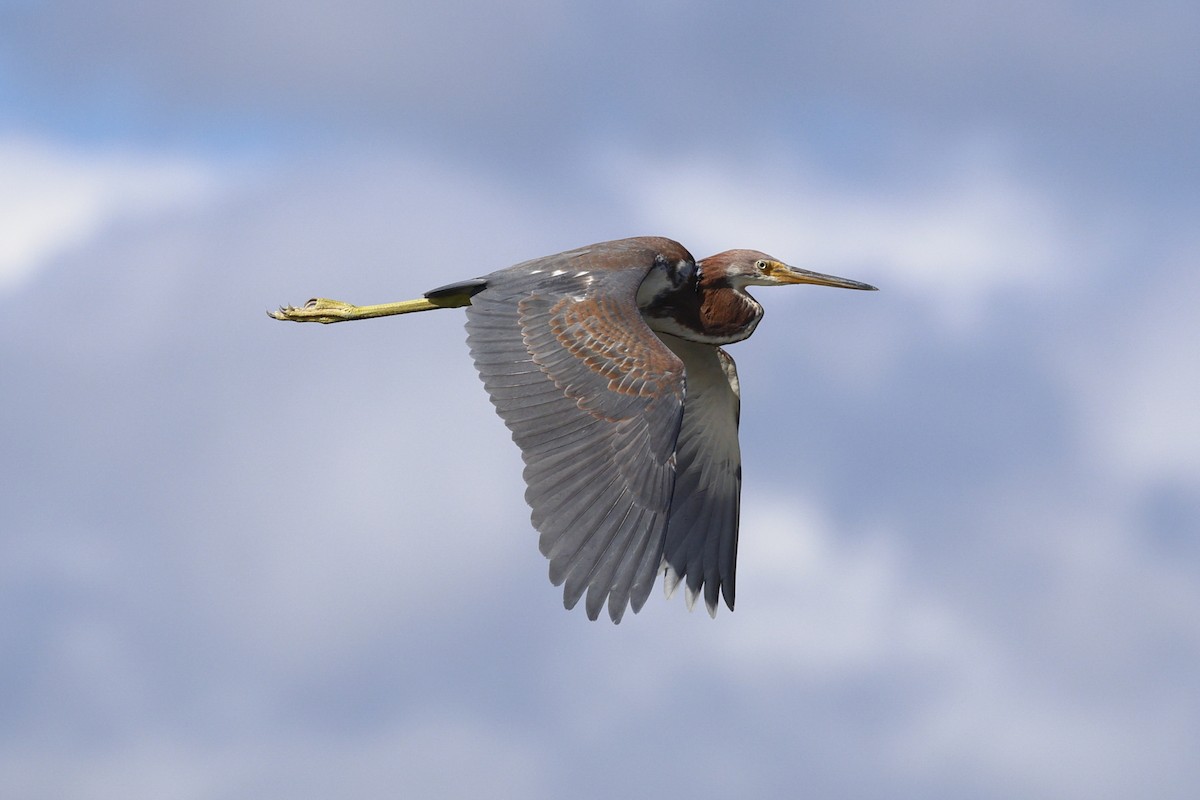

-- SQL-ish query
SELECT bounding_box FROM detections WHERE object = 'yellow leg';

[268,297,441,324]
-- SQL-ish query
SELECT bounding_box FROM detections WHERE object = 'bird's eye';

[755,260,768,272]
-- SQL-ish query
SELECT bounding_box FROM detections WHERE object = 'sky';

[1,2,1198,798]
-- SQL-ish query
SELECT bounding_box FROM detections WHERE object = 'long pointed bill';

[773,264,878,291]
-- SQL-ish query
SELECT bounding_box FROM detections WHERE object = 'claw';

[268,297,358,323]
[268,302,307,321]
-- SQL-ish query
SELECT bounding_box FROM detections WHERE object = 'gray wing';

[657,335,742,617]
[463,247,687,622]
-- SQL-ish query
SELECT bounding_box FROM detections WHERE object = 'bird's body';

[271,236,875,622]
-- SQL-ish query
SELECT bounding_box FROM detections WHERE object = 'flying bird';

[271,237,875,622]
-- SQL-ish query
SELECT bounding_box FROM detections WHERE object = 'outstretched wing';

[462,240,690,622]
[658,336,742,617]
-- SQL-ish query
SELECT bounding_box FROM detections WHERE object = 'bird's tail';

[423,277,488,308]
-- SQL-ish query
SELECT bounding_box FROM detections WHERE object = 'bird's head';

[702,250,878,292]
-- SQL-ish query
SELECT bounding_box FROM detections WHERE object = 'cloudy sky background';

[2,2,1198,798]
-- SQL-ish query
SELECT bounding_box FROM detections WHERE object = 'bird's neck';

[696,286,763,344]
[639,266,763,345]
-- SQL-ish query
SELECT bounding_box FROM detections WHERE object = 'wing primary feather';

[586,503,648,622]
[606,506,664,621]
[542,471,623,570]
[561,488,631,615]
[656,335,743,617]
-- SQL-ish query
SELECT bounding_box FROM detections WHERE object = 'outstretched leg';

[268,297,442,324]
[269,279,487,324]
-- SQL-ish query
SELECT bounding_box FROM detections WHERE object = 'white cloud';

[0,716,548,800]
[666,491,1200,798]
[1059,242,1200,486]
[701,494,972,675]
[0,135,220,292]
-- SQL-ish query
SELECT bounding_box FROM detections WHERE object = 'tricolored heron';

[271,237,875,622]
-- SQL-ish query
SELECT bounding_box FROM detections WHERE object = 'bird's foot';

[268,298,361,324]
